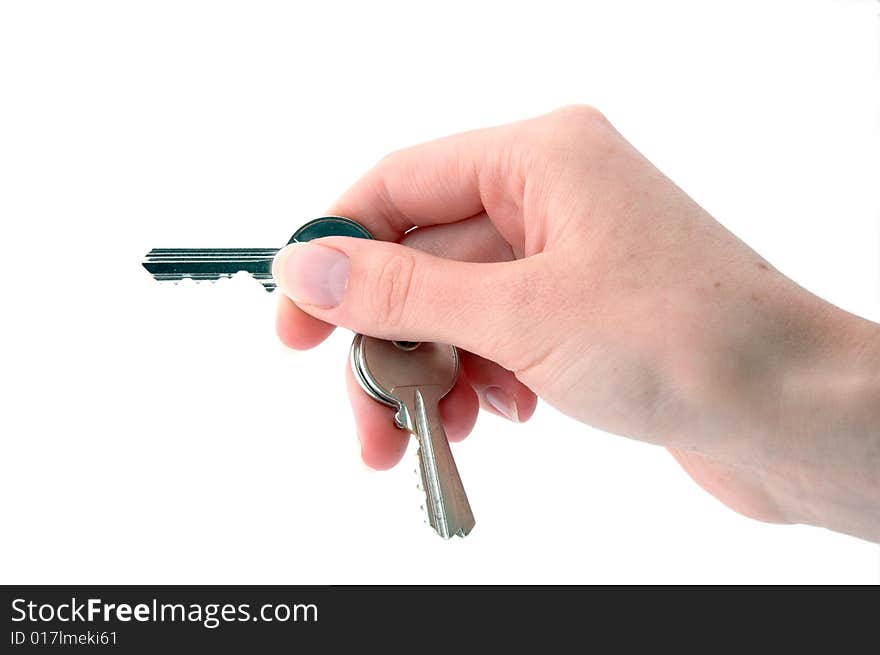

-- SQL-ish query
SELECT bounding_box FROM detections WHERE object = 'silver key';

[351,335,476,538]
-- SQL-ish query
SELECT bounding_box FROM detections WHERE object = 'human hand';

[272,106,880,541]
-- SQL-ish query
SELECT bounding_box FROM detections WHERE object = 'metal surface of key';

[351,334,476,539]
[143,247,279,290]
[142,216,373,290]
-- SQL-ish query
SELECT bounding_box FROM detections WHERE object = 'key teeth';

[429,519,475,540]
[414,442,475,540]
[453,523,474,538]
[144,269,277,292]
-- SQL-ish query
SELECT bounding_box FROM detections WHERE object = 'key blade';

[143,248,279,291]
[400,386,476,539]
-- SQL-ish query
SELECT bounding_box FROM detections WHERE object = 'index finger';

[327,120,525,243]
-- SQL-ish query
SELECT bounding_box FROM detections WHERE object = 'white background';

[1,0,878,583]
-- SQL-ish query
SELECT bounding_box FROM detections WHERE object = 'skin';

[272,106,880,543]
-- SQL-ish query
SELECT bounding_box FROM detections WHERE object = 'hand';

[272,106,880,542]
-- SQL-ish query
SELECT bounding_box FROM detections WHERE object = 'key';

[143,247,280,290]
[145,215,475,537]
[142,216,373,291]
[351,334,476,538]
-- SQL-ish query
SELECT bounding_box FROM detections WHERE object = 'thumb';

[271,236,530,365]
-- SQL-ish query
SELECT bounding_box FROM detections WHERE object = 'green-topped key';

[142,215,374,291]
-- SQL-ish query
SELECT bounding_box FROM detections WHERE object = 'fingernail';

[485,386,520,422]
[272,242,350,308]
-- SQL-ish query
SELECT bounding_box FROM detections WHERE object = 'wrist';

[764,285,880,540]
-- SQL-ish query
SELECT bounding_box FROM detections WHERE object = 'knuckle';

[374,147,406,174]
[365,149,409,230]
[551,103,608,127]
[545,104,613,148]
[362,251,417,330]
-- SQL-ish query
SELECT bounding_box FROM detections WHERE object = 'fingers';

[284,214,522,471]
[439,371,481,443]
[273,236,536,367]
[276,294,336,350]
[276,214,515,351]
[327,121,527,248]
[347,354,480,470]
[282,119,527,352]
[345,360,408,470]
[349,350,532,470]
[460,352,538,423]
[400,212,515,263]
